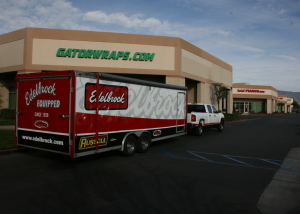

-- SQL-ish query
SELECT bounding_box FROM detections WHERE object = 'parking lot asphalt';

[0,114,300,214]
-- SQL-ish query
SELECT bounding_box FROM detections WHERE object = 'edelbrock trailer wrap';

[16,70,187,158]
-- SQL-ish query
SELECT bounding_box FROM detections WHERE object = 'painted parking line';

[148,147,300,173]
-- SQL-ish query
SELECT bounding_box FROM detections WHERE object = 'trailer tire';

[136,133,151,153]
[121,135,136,157]
[194,123,203,136]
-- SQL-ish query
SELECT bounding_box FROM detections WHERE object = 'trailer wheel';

[194,123,203,136]
[137,133,151,153]
[121,135,136,157]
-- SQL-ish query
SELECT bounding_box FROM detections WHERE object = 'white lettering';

[37,100,60,108]
[89,90,97,103]
[238,88,265,93]
[89,90,125,104]
[22,135,63,145]
[25,82,56,106]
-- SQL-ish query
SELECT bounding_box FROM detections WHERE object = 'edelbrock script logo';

[25,82,56,106]
[85,83,128,110]
[89,91,125,104]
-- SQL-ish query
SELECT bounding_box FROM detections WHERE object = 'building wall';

[182,49,232,108]
[0,27,233,110]
[278,95,288,113]
[232,88,277,97]
[0,39,24,68]
[0,86,9,109]
[233,83,278,114]
[166,76,185,87]
[287,98,293,113]
[32,39,175,71]
[0,72,17,109]
[185,78,198,103]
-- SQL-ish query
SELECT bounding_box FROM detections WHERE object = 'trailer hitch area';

[59,114,70,119]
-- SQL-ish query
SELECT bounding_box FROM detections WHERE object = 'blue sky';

[0,0,299,92]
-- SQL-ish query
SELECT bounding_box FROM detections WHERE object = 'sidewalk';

[257,147,300,214]
[0,125,15,130]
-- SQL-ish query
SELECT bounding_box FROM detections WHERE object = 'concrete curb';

[0,125,15,130]
[226,118,261,123]
[241,114,291,116]
[0,148,28,156]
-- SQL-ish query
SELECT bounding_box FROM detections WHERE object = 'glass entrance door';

[244,102,249,113]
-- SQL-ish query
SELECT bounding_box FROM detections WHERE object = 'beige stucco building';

[278,95,294,113]
[233,83,278,114]
[0,27,233,112]
[233,83,293,114]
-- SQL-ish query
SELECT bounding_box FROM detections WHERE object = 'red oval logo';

[34,120,48,128]
[153,130,162,137]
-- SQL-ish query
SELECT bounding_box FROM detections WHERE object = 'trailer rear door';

[16,76,72,155]
[176,92,186,133]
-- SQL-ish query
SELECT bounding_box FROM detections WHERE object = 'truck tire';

[136,133,151,153]
[217,119,224,132]
[194,123,203,136]
[121,135,136,157]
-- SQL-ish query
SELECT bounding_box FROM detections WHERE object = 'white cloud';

[272,54,297,60]
[82,10,232,37]
[278,9,287,15]
[240,46,265,53]
[0,0,96,33]
[0,0,299,92]
[83,10,173,34]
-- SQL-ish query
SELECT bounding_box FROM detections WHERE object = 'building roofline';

[0,27,232,72]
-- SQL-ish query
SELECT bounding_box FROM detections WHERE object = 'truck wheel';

[218,119,224,132]
[121,135,136,157]
[136,133,151,153]
[194,123,203,136]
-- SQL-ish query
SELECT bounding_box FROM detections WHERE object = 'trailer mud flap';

[16,76,72,155]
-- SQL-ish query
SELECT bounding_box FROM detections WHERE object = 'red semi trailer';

[15,70,187,158]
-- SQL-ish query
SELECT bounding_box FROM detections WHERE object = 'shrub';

[224,113,240,121]
[0,108,15,119]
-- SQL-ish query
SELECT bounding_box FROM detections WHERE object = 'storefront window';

[278,105,282,113]
[249,102,264,113]
[9,86,16,109]
[233,102,244,113]
[234,102,266,113]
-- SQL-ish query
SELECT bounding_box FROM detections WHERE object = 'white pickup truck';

[187,103,225,136]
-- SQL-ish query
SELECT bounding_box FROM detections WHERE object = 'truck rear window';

[188,105,206,113]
